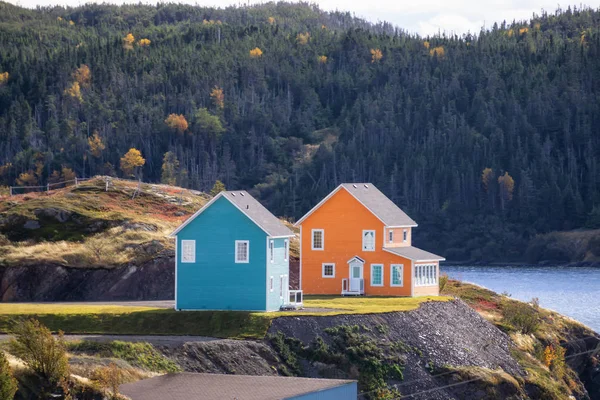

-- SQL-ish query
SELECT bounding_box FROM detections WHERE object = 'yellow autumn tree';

[69,20,75,25]
[481,168,493,191]
[249,47,263,58]
[64,82,83,102]
[370,48,383,63]
[267,16,275,25]
[138,38,151,47]
[165,114,189,134]
[317,55,328,64]
[429,46,445,58]
[534,22,541,31]
[423,41,430,49]
[0,72,8,85]
[498,171,515,206]
[72,65,91,88]
[120,148,145,177]
[88,131,105,158]
[296,32,310,45]
[519,27,529,35]
[16,171,37,186]
[123,33,135,50]
[61,166,76,182]
[210,86,225,109]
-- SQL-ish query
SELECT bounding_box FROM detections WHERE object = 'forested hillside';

[1,1,600,260]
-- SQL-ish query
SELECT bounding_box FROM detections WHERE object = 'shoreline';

[441,260,600,268]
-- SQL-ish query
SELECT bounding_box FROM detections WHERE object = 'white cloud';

[7,0,600,36]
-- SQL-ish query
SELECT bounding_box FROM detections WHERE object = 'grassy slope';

[0,296,449,338]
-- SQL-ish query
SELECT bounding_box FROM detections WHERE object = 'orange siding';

[384,227,412,248]
[300,188,413,296]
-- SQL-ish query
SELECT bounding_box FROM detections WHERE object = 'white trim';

[410,260,414,296]
[403,229,408,243]
[414,263,438,287]
[311,229,324,250]
[390,264,404,287]
[269,239,274,263]
[370,264,384,287]
[269,235,296,238]
[322,263,335,278]
[284,239,289,261]
[235,240,250,263]
[347,255,365,264]
[387,224,418,228]
[174,236,178,310]
[362,229,376,251]
[382,247,446,261]
[299,226,303,290]
[295,184,418,227]
[269,276,274,292]
[388,229,394,243]
[181,240,196,263]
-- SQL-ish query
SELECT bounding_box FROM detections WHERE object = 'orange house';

[295,183,444,297]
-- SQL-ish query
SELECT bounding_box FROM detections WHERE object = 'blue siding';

[287,382,357,400]
[176,196,268,311]
[266,238,290,311]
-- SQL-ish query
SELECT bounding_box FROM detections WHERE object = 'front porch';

[341,278,365,296]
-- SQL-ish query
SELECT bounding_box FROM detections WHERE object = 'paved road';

[0,333,219,346]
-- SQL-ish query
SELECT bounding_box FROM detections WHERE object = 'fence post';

[9,186,12,196]
[47,183,50,192]
[105,178,109,192]
[75,177,78,186]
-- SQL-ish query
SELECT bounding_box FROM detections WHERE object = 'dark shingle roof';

[384,246,445,261]
[223,191,293,237]
[340,183,417,226]
[120,373,355,400]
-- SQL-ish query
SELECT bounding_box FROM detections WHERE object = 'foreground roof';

[296,183,417,227]
[120,373,355,400]
[170,191,294,237]
[383,246,445,261]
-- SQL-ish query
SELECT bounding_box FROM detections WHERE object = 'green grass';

[0,296,450,338]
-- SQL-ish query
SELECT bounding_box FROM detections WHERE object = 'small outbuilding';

[120,373,358,400]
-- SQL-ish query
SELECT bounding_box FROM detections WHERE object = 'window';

[371,264,383,286]
[269,276,274,292]
[235,240,249,263]
[284,239,289,261]
[181,240,195,263]
[415,264,437,287]
[279,275,284,298]
[362,230,375,251]
[391,264,403,287]
[322,263,335,278]
[403,229,408,242]
[312,229,324,250]
[389,230,394,243]
[269,240,274,263]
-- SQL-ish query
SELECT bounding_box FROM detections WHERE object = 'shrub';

[8,319,69,386]
[92,362,125,400]
[439,273,449,292]
[0,351,18,400]
[502,301,540,334]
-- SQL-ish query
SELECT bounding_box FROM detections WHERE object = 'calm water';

[441,265,600,332]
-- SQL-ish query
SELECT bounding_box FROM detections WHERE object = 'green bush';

[439,273,449,293]
[8,319,69,387]
[0,351,18,400]
[502,301,540,334]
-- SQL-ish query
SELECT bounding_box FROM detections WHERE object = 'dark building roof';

[384,246,445,261]
[120,373,355,400]
[171,191,294,238]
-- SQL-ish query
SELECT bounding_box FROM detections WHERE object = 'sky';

[7,0,600,36]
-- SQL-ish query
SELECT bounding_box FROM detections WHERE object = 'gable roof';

[295,183,417,227]
[120,373,355,400]
[383,246,445,261]
[170,191,294,238]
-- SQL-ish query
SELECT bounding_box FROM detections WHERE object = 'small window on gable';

[312,229,324,250]
[181,240,195,263]
[284,239,289,261]
[362,230,375,251]
[269,276,274,292]
[322,263,335,278]
[235,240,249,263]
[389,230,394,243]
[269,240,274,263]
[403,229,408,242]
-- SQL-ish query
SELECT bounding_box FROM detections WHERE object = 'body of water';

[441,265,600,333]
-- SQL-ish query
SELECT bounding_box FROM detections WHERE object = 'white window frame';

[403,229,408,242]
[389,230,394,243]
[284,239,289,261]
[312,229,324,250]
[269,240,274,263]
[269,276,274,292]
[415,264,438,287]
[390,264,404,287]
[279,275,284,298]
[235,240,249,263]
[370,264,384,287]
[322,263,335,278]
[362,230,376,251]
[181,240,196,263]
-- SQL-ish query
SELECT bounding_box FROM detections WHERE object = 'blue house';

[170,190,299,311]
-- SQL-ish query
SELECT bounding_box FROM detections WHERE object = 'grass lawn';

[0,296,450,339]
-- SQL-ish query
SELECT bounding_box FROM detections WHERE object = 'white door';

[349,261,363,292]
